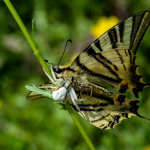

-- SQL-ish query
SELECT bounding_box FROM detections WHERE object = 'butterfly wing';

[27,11,150,130]
[71,11,150,98]
[68,87,149,130]
[27,82,149,130]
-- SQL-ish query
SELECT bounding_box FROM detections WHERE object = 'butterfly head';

[55,66,61,73]
[53,66,66,74]
[53,65,74,82]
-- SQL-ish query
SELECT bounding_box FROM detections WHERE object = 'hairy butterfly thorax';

[27,11,150,130]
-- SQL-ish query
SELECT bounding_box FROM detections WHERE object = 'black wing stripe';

[115,50,124,64]
[123,64,126,70]
[85,46,96,55]
[132,12,150,54]
[118,21,125,43]
[108,121,113,126]
[110,122,115,128]
[124,49,128,56]
[99,124,105,127]
[90,114,110,123]
[94,54,119,77]
[132,56,136,64]
[81,46,120,76]
[96,53,119,70]
[128,49,131,55]
[130,11,150,54]
[115,50,126,70]
[108,28,118,49]
[72,104,105,112]
[76,58,122,83]
[94,39,103,51]
[130,12,145,51]
[75,47,120,78]
[102,126,108,130]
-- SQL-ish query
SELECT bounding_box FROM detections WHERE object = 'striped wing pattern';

[27,11,150,130]
[71,11,150,98]
[69,92,146,130]
[66,85,149,130]
[27,81,149,130]
[69,11,150,129]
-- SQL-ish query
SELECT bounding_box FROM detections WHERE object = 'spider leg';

[50,64,57,81]
[69,90,85,117]
[69,90,81,111]
[72,85,88,98]
[43,69,57,84]
[71,85,82,99]
[89,86,92,98]
[70,88,86,101]
[89,82,110,94]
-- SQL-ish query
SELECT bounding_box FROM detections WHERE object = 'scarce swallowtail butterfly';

[27,11,150,130]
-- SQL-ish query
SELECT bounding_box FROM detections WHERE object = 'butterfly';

[27,11,150,130]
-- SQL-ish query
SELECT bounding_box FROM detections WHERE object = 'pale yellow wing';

[27,83,149,130]
[68,88,149,130]
[71,11,150,97]
[71,49,149,98]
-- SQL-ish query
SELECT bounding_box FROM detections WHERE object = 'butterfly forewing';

[71,11,150,98]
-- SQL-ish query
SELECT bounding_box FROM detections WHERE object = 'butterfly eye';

[55,67,60,73]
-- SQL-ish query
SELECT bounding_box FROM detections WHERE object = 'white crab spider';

[43,64,86,116]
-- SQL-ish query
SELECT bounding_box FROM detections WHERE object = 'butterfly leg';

[81,86,93,98]
[89,82,110,94]
[73,85,90,98]
[71,85,83,99]
[72,85,95,106]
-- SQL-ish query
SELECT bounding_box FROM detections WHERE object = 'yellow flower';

[90,16,119,38]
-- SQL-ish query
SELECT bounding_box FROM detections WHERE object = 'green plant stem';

[3,0,54,86]
[65,102,95,150]
[4,0,95,149]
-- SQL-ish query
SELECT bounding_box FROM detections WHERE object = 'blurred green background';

[0,0,150,150]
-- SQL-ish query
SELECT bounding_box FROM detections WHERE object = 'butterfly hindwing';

[68,86,147,130]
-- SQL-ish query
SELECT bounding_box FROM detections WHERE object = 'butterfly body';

[27,11,150,129]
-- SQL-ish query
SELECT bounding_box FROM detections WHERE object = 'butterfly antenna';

[57,39,72,66]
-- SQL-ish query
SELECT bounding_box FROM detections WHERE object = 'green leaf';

[25,84,53,98]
